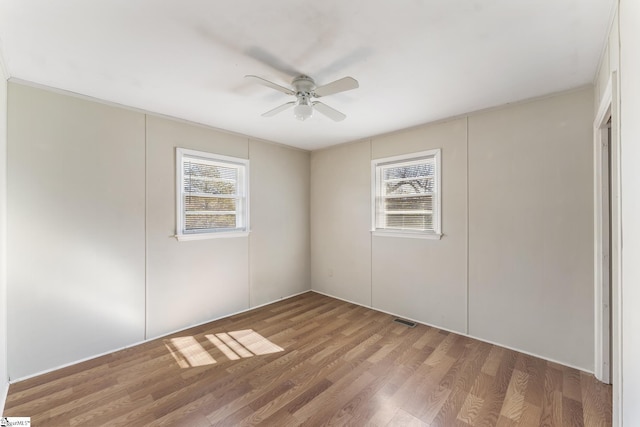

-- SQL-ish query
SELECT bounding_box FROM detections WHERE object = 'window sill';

[371,230,442,240]
[175,231,250,241]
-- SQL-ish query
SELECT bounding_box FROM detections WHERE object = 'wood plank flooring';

[3,292,612,426]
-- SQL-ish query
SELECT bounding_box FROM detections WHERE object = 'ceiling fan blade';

[262,101,296,117]
[312,101,346,122]
[245,75,295,96]
[314,76,359,97]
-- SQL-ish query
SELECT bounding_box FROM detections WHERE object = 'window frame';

[176,148,249,241]
[371,149,442,239]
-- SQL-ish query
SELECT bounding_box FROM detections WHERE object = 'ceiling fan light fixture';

[293,98,313,121]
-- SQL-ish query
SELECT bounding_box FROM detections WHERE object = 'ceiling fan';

[245,74,359,122]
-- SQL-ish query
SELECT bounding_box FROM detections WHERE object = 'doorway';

[594,74,620,386]
[597,116,612,384]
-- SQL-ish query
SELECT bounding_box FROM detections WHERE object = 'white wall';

[7,83,147,380]
[145,116,250,338]
[0,45,9,413]
[468,89,594,370]
[371,119,468,333]
[6,83,310,379]
[592,2,640,424]
[619,0,640,424]
[249,139,310,307]
[310,88,595,370]
[594,8,619,111]
[311,140,372,306]
[593,2,622,420]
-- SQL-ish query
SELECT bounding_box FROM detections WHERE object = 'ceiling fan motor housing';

[292,75,316,96]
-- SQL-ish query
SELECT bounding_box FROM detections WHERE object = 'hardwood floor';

[4,292,611,426]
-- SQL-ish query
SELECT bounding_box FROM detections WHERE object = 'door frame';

[593,73,620,385]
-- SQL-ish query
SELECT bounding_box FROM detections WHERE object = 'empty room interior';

[0,1,639,426]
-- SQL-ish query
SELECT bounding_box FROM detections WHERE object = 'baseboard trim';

[9,290,313,384]
[310,290,593,374]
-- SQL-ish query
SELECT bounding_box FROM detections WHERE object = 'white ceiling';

[0,0,614,150]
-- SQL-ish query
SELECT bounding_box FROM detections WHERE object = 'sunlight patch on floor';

[214,332,254,358]
[229,329,284,355]
[206,334,241,360]
[165,329,284,368]
[165,336,217,368]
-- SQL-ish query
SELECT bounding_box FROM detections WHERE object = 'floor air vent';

[393,318,416,328]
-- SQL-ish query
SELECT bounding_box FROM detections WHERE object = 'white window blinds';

[373,149,441,236]
[177,148,248,239]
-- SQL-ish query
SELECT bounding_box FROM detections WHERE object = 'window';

[372,149,441,238]
[176,148,249,241]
